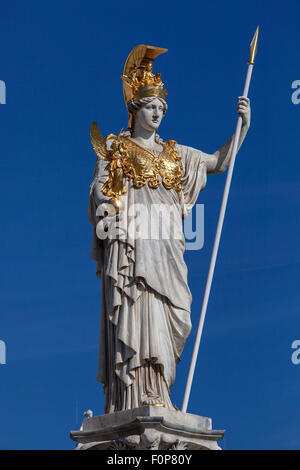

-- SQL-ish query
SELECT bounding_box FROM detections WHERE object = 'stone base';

[70,406,225,450]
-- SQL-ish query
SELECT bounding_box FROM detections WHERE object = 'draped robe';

[88,140,215,413]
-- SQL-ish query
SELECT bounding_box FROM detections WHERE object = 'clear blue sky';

[1,0,300,450]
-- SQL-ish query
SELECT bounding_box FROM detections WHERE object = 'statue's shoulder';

[105,133,118,140]
[105,132,134,151]
[164,139,186,152]
[164,139,187,157]
[90,122,120,160]
[164,139,177,147]
[104,133,118,150]
[172,142,202,156]
[169,143,206,172]
[162,139,182,163]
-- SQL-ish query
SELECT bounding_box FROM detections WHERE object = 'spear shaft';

[182,27,259,413]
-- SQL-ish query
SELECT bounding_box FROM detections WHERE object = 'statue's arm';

[204,96,251,174]
[91,138,114,207]
[93,176,108,206]
[90,138,121,232]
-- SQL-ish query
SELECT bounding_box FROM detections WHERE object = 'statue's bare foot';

[141,393,165,407]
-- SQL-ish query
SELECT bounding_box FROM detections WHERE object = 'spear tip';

[248,26,259,65]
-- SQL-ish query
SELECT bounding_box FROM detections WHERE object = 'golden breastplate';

[101,136,182,208]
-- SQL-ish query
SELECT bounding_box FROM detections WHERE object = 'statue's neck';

[131,123,156,146]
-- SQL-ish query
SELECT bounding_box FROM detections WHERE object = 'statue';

[88,45,250,414]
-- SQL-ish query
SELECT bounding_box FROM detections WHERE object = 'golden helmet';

[122,44,168,128]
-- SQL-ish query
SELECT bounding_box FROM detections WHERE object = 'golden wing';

[90,121,111,160]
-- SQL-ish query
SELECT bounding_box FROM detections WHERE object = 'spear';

[182,27,259,413]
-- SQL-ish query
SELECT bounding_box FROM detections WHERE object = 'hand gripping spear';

[182,27,259,413]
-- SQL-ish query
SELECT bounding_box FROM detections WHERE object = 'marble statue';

[88,45,250,414]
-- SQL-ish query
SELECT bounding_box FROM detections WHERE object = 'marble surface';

[70,406,225,450]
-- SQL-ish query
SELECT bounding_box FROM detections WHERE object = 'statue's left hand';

[237,96,251,128]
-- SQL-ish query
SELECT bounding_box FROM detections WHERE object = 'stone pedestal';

[70,406,225,450]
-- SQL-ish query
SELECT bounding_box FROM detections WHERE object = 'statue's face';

[135,98,164,132]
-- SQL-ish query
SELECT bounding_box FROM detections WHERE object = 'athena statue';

[88,45,250,413]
